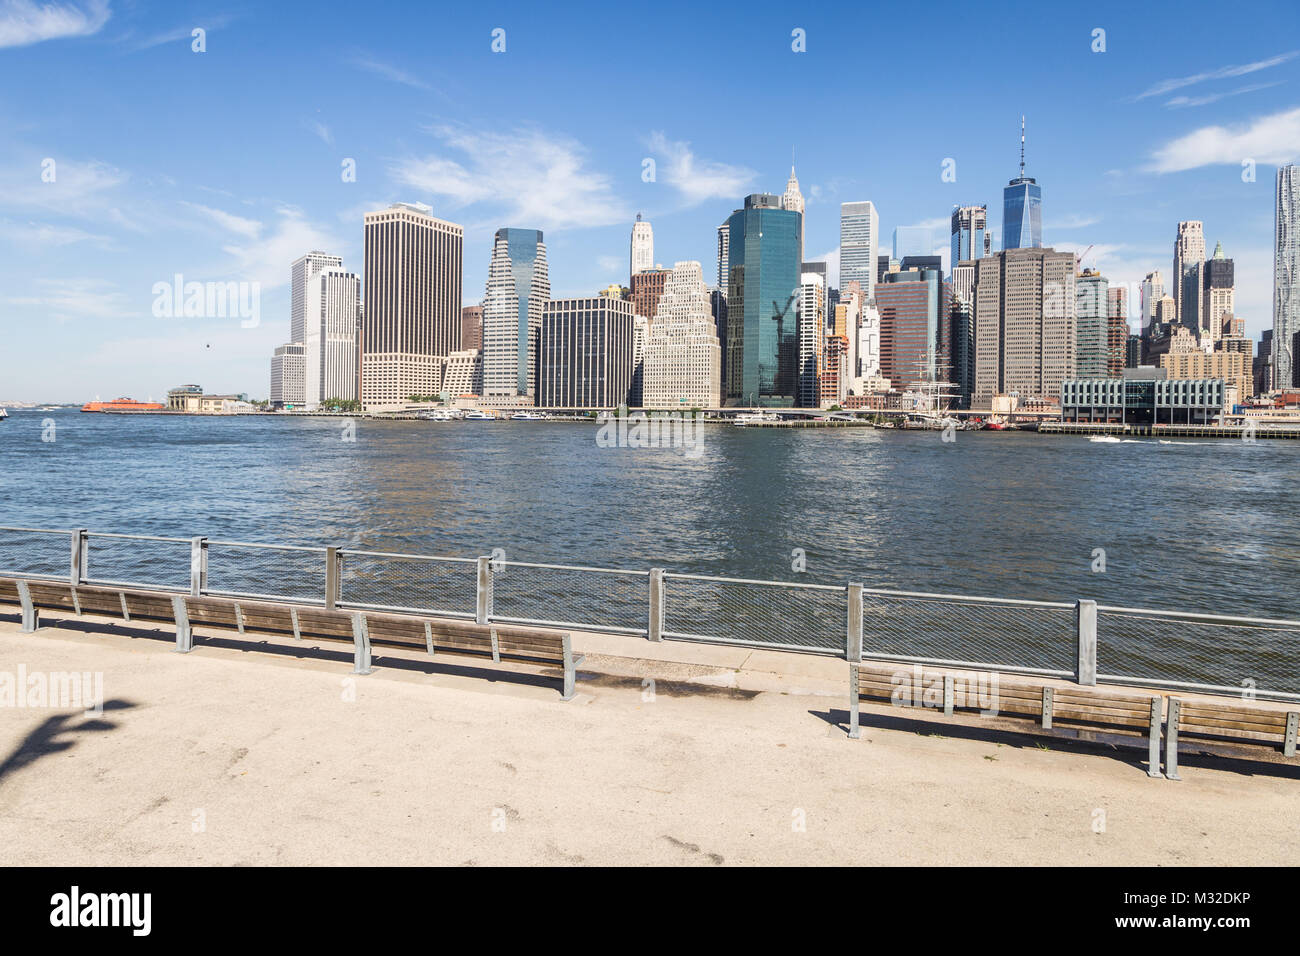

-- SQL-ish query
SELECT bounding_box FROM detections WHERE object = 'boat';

[0,407,8,421]
[1089,435,1122,443]
[734,411,780,426]
[983,416,1009,431]
[462,410,496,421]
[509,411,545,421]
[80,398,167,413]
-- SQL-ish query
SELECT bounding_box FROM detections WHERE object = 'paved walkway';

[0,614,1296,865]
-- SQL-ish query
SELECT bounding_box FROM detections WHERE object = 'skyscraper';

[291,251,343,343]
[796,272,824,407]
[630,268,670,324]
[270,343,305,408]
[482,228,550,404]
[1074,270,1109,379]
[538,296,635,408]
[1107,287,1128,378]
[1202,242,1235,343]
[781,166,805,261]
[1173,220,1206,333]
[1002,117,1042,250]
[630,214,654,280]
[876,267,944,387]
[1140,271,1164,332]
[951,205,988,267]
[303,266,360,408]
[716,220,730,292]
[1273,165,1300,389]
[726,194,802,406]
[643,261,722,409]
[839,201,880,302]
[461,305,483,351]
[361,203,463,409]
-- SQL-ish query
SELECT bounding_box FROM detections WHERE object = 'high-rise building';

[629,315,648,406]
[840,201,880,302]
[972,247,1076,406]
[1107,286,1128,378]
[538,296,635,408]
[1273,165,1300,389]
[642,261,722,409]
[781,166,805,261]
[303,266,360,408]
[951,205,988,267]
[1140,271,1164,332]
[361,203,463,409]
[1173,220,1206,333]
[270,343,305,408]
[710,289,728,384]
[725,194,802,406]
[1255,329,1274,396]
[1160,336,1252,405]
[1202,242,1234,343]
[949,292,974,407]
[893,227,933,261]
[630,214,654,279]
[630,268,670,324]
[291,252,343,344]
[443,349,483,398]
[801,260,830,327]
[716,221,730,292]
[1002,117,1042,250]
[1126,334,1141,369]
[482,228,550,404]
[461,305,483,351]
[796,272,824,407]
[1075,270,1109,379]
[877,268,944,388]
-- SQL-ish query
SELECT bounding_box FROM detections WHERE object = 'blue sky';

[3,0,1300,402]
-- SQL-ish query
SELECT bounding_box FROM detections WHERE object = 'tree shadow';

[0,699,135,786]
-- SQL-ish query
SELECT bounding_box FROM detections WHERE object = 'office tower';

[1126,334,1141,369]
[629,315,648,406]
[796,272,824,407]
[1273,165,1300,389]
[840,201,880,301]
[725,194,802,406]
[900,254,942,273]
[857,298,882,387]
[893,227,933,261]
[538,296,635,408]
[781,166,805,261]
[291,252,344,343]
[1002,117,1042,250]
[1160,337,1252,405]
[461,305,483,351]
[716,221,730,291]
[482,227,550,404]
[630,214,654,279]
[710,289,728,384]
[1173,220,1206,332]
[1107,286,1128,378]
[951,205,988,267]
[270,343,305,408]
[801,260,830,326]
[951,263,976,305]
[362,203,463,409]
[443,349,483,398]
[303,266,361,407]
[1140,271,1164,332]
[949,292,974,407]
[820,335,848,407]
[1202,242,1235,342]
[1074,270,1109,379]
[1255,329,1274,395]
[876,267,944,387]
[642,261,722,409]
[630,267,671,324]
[972,248,1076,406]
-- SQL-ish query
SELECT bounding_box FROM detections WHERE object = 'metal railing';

[1,523,1296,701]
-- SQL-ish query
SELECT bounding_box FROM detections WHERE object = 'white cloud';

[216,208,344,288]
[180,201,262,240]
[1146,106,1300,173]
[0,0,109,48]
[646,132,756,206]
[1134,51,1299,100]
[1049,213,1101,230]
[124,15,232,52]
[7,278,127,321]
[0,218,111,246]
[1166,82,1282,109]
[0,157,126,209]
[350,55,432,91]
[307,119,334,146]
[392,125,631,231]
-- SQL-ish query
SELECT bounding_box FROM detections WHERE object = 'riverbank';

[1,613,1295,865]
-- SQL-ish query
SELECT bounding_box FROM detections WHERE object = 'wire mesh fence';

[204,540,327,605]
[82,533,192,592]
[861,589,1077,676]
[338,550,477,619]
[0,526,71,580]
[662,574,847,654]
[1098,606,1300,701]
[490,562,649,634]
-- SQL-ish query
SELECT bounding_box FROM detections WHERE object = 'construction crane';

[1074,244,1094,272]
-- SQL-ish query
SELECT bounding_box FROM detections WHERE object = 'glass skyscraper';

[483,227,550,401]
[1273,165,1300,389]
[725,194,802,406]
[1002,178,1041,250]
[951,205,988,266]
[839,201,879,302]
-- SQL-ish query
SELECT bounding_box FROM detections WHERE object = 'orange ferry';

[80,398,167,413]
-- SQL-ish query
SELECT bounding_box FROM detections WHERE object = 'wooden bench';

[850,661,1165,778]
[1164,696,1300,780]
[0,577,582,700]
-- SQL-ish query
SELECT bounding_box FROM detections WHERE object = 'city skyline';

[4,0,1300,401]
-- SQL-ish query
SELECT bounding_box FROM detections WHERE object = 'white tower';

[630,214,654,280]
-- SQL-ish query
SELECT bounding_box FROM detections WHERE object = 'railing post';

[70,528,87,586]
[190,536,208,597]
[1076,598,1097,685]
[846,582,863,662]
[476,556,493,625]
[648,568,664,641]
[325,546,341,610]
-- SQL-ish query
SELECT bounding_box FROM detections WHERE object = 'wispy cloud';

[1146,106,1300,173]
[1049,213,1101,230]
[215,208,344,289]
[350,54,432,91]
[392,125,631,231]
[1165,81,1282,109]
[646,132,755,205]
[122,14,232,52]
[7,278,127,322]
[0,218,112,247]
[180,201,262,240]
[1134,51,1299,101]
[0,157,127,212]
[0,0,109,48]
[306,119,334,146]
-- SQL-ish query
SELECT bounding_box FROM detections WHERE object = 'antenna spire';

[1019,116,1026,179]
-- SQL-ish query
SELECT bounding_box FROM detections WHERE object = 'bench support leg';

[849,665,860,739]
[560,633,576,701]
[943,675,954,717]
[1285,712,1298,759]
[351,613,372,675]
[1147,697,1163,779]
[173,596,193,653]
[1041,687,1054,730]
[1165,699,1182,781]
[17,581,39,633]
